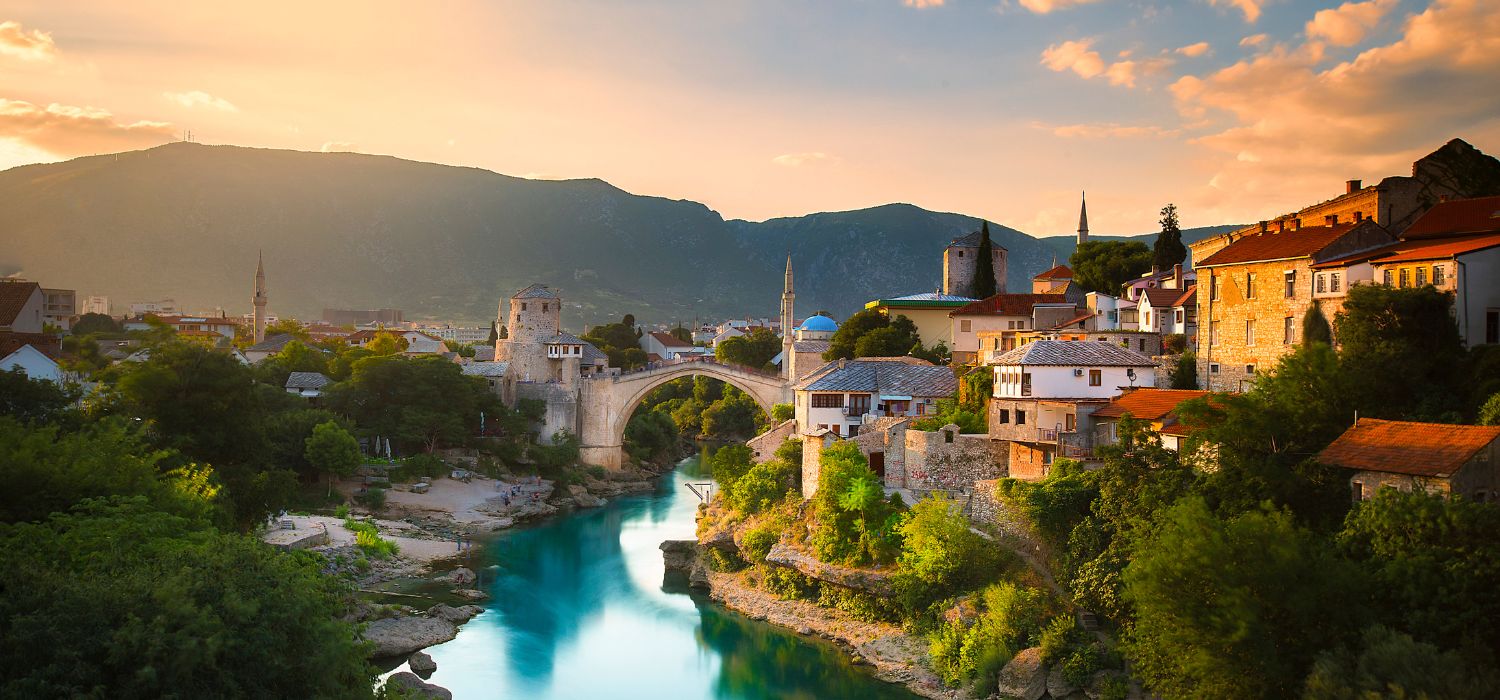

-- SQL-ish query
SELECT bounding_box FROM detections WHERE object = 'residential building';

[642,331,696,361]
[81,295,111,316]
[245,333,297,363]
[1032,264,1074,294]
[284,371,331,398]
[1194,219,1395,392]
[0,280,45,333]
[0,344,63,383]
[988,340,1158,478]
[124,314,240,340]
[1372,196,1500,346]
[322,308,405,326]
[129,299,178,316]
[41,288,76,330]
[943,225,1008,297]
[1084,292,1124,330]
[1121,264,1195,303]
[864,292,976,350]
[1319,418,1500,502]
[1137,287,1197,345]
[1090,388,1211,451]
[793,357,957,438]
[948,293,1069,364]
[1010,330,1165,359]
[421,325,491,344]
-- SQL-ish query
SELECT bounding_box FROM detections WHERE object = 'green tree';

[1168,351,1199,389]
[0,368,78,426]
[365,331,408,356]
[708,443,754,493]
[322,355,499,455]
[70,312,122,336]
[771,402,794,422]
[810,441,901,565]
[715,327,780,369]
[1153,203,1187,271]
[897,493,991,592]
[1070,240,1154,295]
[1335,284,1465,420]
[263,318,311,341]
[305,420,361,496]
[1303,625,1500,700]
[1122,497,1364,700]
[0,499,374,699]
[670,324,692,343]
[1337,489,1500,656]
[972,221,998,299]
[256,339,330,387]
[623,410,677,464]
[1481,392,1500,425]
[487,321,499,345]
[828,312,921,360]
[1302,300,1333,345]
[701,388,764,439]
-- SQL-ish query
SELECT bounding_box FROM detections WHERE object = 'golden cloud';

[1018,0,1103,14]
[0,99,174,155]
[0,20,56,62]
[164,90,239,112]
[1206,0,1263,23]
[1306,0,1397,46]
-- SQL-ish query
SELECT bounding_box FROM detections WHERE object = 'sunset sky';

[1,0,1496,235]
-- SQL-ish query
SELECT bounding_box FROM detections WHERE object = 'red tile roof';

[1093,388,1211,421]
[1368,232,1500,264]
[0,331,61,359]
[0,281,41,327]
[951,293,1067,316]
[649,331,693,348]
[1047,312,1094,330]
[1317,418,1500,478]
[1140,287,1187,309]
[1172,287,1197,307]
[1034,265,1074,280]
[1197,224,1358,267]
[1402,195,1500,239]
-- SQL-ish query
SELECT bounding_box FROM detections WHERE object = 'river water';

[408,455,919,699]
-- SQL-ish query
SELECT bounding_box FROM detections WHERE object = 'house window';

[1352,481,1366,502]
[1415,267,1427,286]
[1017,410,1027,425]
[1284,316,1295,344]
[1488,310,1499,345]
[1209,275,1220,301]
[1089,369,1102,386]
[1399,268,1409,288]
[1331,272,1341,292]
[543,303,548,312]
[1021,373,1032,397]
[811,394,844,408]
[832,425,841,436]
[1383,269,1393,286]
[1316,274,1326,293]
[848,425,860,437]
[1209,363,1220,373]
[1245,319,1256,345]
[1433,265,1445,286]
[1284,270,1296,298]
[998,409,1010,424]
[957,250,964,257]
[1210,321,1220,346]
[1175,309,1184,324]
[1246,273,1257,299]
[961,319,972,332]
[1139,339,1147,352]
[1246,364,1256,374]
[521,303,528,311]
[945,430,955,444]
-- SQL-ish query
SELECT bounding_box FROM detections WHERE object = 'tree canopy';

[1070,240,1154,296]
[972,221,998,299]
[1152,203,1187,271]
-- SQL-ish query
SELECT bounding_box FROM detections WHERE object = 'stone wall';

[801,432,838,498]
[516,381,577,447]
[849,416,910,488]
[747,419,797,463]
[969,479,1038,545]
[903,425,1004,491]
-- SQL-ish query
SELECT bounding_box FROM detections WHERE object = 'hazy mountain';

[0,143,1209,328]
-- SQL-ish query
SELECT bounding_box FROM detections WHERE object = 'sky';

[0,0,1497,236]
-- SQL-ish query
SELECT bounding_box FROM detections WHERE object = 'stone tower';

[252,251,268,343]
[1077,192,1089,245]
[495,284,562,382]
[781,253,796,380]
[943,224,1008,297]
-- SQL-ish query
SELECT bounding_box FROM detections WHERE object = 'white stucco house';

[0,344,63,383]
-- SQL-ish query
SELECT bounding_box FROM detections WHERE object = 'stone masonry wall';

[903,426,1004,491]
[747,419,797,463]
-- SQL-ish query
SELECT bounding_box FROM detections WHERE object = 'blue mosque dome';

[799,315,839,332]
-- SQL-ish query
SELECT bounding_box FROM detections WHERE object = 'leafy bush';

[1162,333,1187,354]
[1039,615,1085,664]
[996,459,1097,544]
[334,503,350,519]
[810,442,903,565]
[761,566,814,600]
[394,453,446,481]
[723,457,798,514]
[703,547,747,572]
[355,487,386,511]
[355,529,399,559]
[739,515,787,564]
[771,403,794,422]
[816,583,895,623]
[928,582,1056,687]
[909,399,986,433]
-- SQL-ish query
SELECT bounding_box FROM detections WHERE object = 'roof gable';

[1402,195,1500,239]
[1034,265,1073,280]
[951,293,1067,317]
[1093,389,1210,420]
[991,340,1158,367]
[0,281,41,327]
[1317,418,1500,478]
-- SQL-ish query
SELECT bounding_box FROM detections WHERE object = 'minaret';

[252,251,268,344]
[780,253,794,380]
[1077,191,1090,245]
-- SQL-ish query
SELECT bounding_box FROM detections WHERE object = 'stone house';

[777,314,838,384]
[949,293,1069,363]
[943,228,1008,297]
[900,423,1004,492]
[641,331,695,360]
[988,340,1157,478]
[1318,418,1500,502]
[1090,388,1211,452]
[793,357,957,439]
[1194,219,1395,393]
[747,419,797,463]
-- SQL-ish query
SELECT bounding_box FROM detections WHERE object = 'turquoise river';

[403,455,920,699]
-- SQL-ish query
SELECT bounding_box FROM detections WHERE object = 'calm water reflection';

[413,456,917,699]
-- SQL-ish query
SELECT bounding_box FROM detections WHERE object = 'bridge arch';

[577,360,790,469]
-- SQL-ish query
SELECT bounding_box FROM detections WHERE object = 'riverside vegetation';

[696,284,1500,700]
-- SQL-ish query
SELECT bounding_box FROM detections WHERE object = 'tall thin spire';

[780,252,795,381]
[784,251,794,294]
[1077,191,1089,245]
[252,249,268,344]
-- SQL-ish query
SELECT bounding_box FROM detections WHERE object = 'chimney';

[1277,219,1286,233]
[1346,179,1361,194]
[1439,194,1451,203]
[1258,220,1268,233]
[1293,218,1302,231]
[1353,211,1364,222]
[1173,263,1183,289]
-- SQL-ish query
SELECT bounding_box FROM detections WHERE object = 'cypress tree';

[487,321,499,345]
[1154,203,1187,271]
[1302,300,1333,345]
[972,221,998,299]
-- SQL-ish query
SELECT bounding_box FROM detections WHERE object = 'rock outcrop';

[408,651,437,675]
[1047,664,1080,698]
[764,542,895,597]
[362,615,458,658]
[996,647,1046,700]
[567,484,606,508]
[426,603,484,624]
[660,539,711,589]
[385,671,452,700]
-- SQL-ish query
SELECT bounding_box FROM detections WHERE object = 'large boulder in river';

[427,603,484,624]
[362,615,458,658]
[660,540,699,574]
[568,484,606,508]
[386,672,452,699]
[764,542,894,597]
[996,647,1047,700]
[442,567,476,586]
[407,651,437,675]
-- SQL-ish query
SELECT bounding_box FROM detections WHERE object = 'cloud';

[1172,0,1500,213]
[0,99,174,155]
[1176,42,1212,57]
[902,0,944,7]
[1018,0,1103,13]
[772,152,835,167]
[1306,0,1397,46]
[163,90,239,112]
[1239,33,1268,47]
[320,141,356,153]
[1041,39,1106,79]
[0,20,56,62]
[1206,0,1263,23]
[1044,122,1179,138]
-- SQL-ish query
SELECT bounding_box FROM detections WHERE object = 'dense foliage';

[580,316,647,369]
[972,221,998,299]
[1152,203,1187,271]
[823,309,945,363]
[1069,240,1153,295]
[715,327,780,370]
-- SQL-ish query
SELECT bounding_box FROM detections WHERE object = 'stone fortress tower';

[493,284,591,443]
[942,223,1008,297]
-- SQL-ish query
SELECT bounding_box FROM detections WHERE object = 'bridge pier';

[579,444,625,471]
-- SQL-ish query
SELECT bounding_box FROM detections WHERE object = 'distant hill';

[0,143,1210,328]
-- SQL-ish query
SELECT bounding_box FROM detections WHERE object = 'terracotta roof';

[1140,287,1187,309]
[1197,224,1363,266]
[951,293,1067,317]
[1034,265,1074,280]
[0,331,60,359]
[1317,418,1500,478]
[1047,312,1094,330]
[991,340,1157,367]
[1093,389,1211,420]
[0,281,40,327]
[1368,232,1500,264]
[1172,287,1197,307]
[1402,195,1500,239]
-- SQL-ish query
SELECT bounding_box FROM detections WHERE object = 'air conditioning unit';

[1073,369,1085,377]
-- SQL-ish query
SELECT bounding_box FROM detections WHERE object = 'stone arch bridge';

[578,359,791,469]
